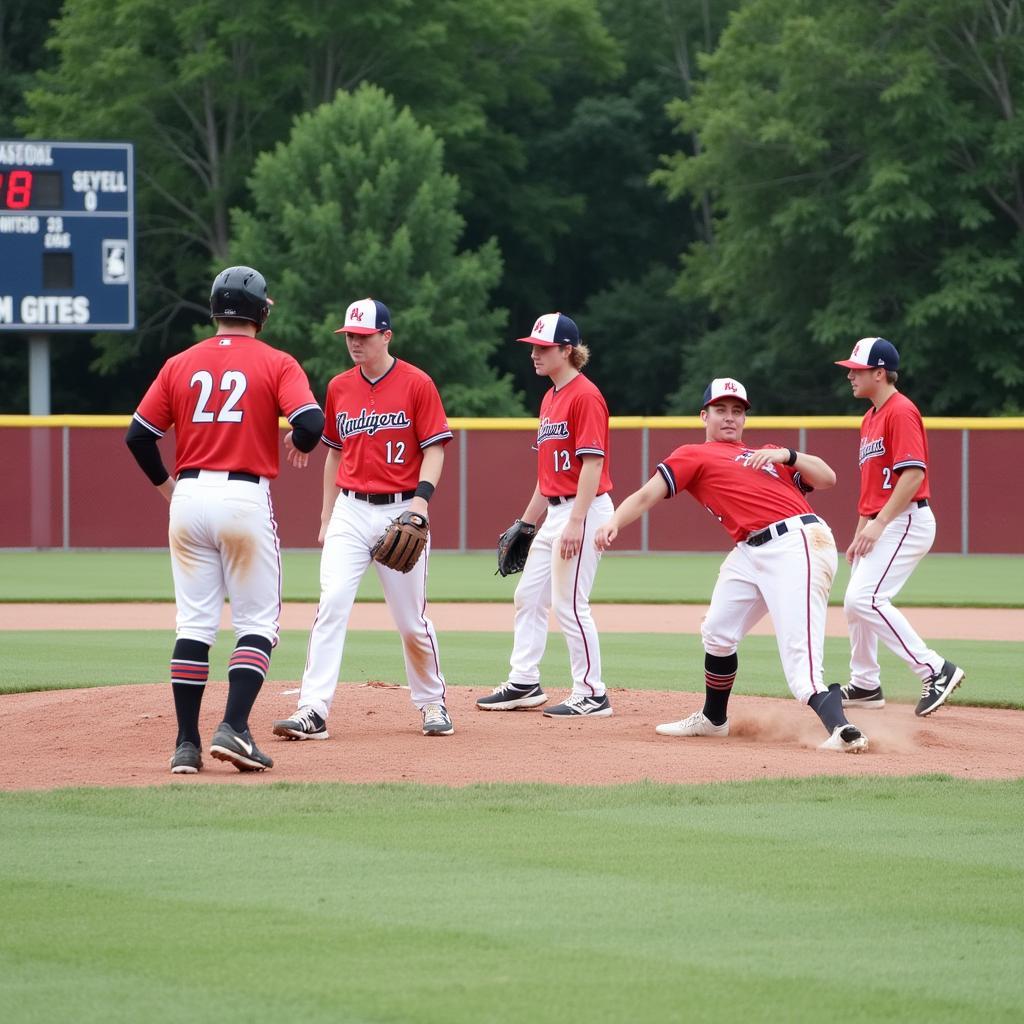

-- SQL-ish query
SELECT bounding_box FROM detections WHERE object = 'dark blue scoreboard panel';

[0,141,135,331]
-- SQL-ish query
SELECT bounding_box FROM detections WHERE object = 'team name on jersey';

[537,417,570,444]
[858,437,886,466]
[736,448,780,479]
[336,408,412,439]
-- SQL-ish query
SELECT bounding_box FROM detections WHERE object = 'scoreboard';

[0,140,135,332]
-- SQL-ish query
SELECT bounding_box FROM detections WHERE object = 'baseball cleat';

[170,741,203,774]
[209,722,274,771]
[476,681,548,711]
[915,661,965,717]
[422,703,454,736]
[542,692,612,718]
[655,710,729,737]
[819,724,868,753]
[273,707,329,740]
[840,683,886,708]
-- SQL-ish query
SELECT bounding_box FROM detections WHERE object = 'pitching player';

[595,378,868,753]
[273,298,455,739]
[125,266,324,774]
[835,338,965,715]
[477,312,614,717]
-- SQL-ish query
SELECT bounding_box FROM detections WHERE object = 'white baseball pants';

[701,518,838,704]
[507,492,613,697]
[844,504,941,688]
[298,492,445,719]
[168,471,282,647]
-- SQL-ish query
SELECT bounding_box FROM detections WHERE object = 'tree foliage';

[229,85,521,416]
[656,0,1024,413]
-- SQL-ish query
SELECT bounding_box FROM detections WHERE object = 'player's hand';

[594,522,618,550]
[318,520,329,545]
[284,431,309,469]
[747,448,786,471]
[849,519,884,560]
[559,518,584,560]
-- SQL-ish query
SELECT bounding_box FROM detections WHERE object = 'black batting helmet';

[210,266,271,328]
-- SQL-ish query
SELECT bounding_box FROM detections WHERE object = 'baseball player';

[594,378,868,753]
[273,298,455,739]
[125,266,324,774]
[835,337,965,715]
[477,312,614,717]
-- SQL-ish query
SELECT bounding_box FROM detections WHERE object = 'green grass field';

[2,780,1022,1023]
[2,550,1022,605]
[2,550,1021,1023]
[1,630,1021,710]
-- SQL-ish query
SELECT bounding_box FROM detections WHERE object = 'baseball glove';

[371,511,429,573]
[496,519,536,577]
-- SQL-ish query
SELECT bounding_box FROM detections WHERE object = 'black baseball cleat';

[915,661,965,717]
[476,681,548,710]
[272,707,329,740]
[542,692,613,718]
[840,683,886,708]
[170,741,203,774]
[210,722,273,772]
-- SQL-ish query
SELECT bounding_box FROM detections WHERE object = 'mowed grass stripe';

[1,630,1020,709]
[1,780,1022,1023]
[2,550,1022,606]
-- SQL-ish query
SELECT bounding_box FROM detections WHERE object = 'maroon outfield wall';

[2,421,1022,552]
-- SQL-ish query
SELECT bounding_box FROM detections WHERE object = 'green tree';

[230,85,522,416]
[655,0,1024,414]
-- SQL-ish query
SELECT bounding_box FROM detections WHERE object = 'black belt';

[747,514,820,547]
[547,495,573,506]
[342,488,416,505]
[868,498,928,520]
[178,468,260,484]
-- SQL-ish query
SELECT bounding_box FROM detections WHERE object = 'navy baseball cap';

[516,312,580,346]
[836,337,900,371]
[702,377,750,409]
[334,297,392,335]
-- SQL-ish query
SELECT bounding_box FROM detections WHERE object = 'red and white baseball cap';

[334,298,392,335]
[702,377,750,409]
[835,337,900,370]
[516,312,580,346]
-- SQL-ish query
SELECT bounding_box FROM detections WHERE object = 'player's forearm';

[569,457,603,522]
[873,468,924,525]
[321,449,342,522]
[608,476,666,531]
[522,483,546,524]
[417,443,445,487]
[792,451,836,490]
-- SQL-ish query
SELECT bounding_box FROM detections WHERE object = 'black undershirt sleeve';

[290,407,326,453]
[125,419,170,486]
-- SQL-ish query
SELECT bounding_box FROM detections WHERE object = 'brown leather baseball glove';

[371,511,429,573]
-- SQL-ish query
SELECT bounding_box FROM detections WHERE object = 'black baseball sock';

[702,652,737,726]
[170,638,210,746]
[224,634,273,732]
[809,684,847,733]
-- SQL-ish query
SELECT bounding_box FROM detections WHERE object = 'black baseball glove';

[496,519,536,577]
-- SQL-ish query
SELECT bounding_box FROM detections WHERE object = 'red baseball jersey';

[657,441,815,542]
[133,334,319,478]
[856,391,930,516]
[535,374,613,498]
[323,358,452,491]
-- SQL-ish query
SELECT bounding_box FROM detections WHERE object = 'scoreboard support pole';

[28,333,51,415]
[28,333,54,546]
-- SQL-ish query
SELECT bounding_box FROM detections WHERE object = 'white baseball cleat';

[819,724,868,753]
[655,711,729,738]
